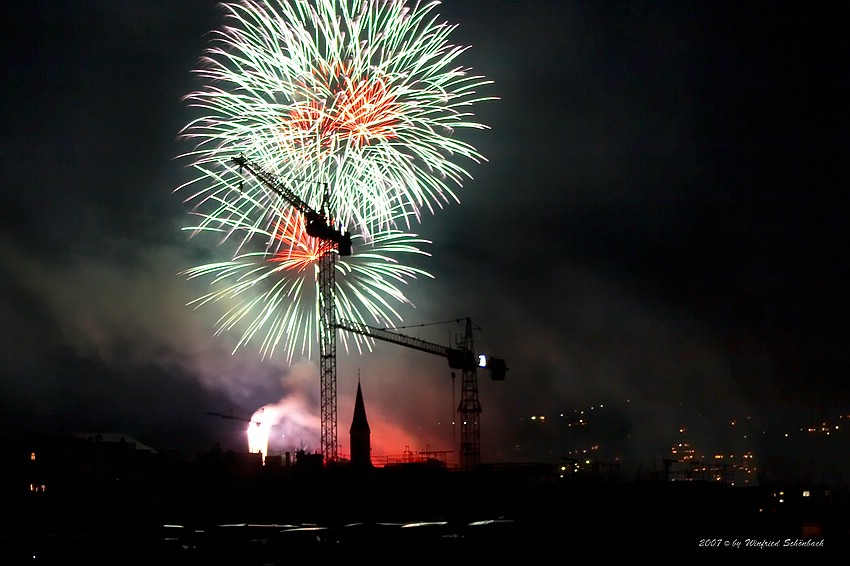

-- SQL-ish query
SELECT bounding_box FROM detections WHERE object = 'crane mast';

[456,317,482,470]
[318,251,337,463]
[232,155,348,463]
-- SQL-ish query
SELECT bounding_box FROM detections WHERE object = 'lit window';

[30,452,36,461]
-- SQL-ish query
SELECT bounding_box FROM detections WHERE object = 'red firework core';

[269,208,336,271]
[285,65,400,149]
[334,77,400,145]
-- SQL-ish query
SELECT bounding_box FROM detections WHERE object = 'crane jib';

[232,156,353,256]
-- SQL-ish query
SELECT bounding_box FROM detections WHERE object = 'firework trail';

[177,0,495,239]
[181,199,432,361]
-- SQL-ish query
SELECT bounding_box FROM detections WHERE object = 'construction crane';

[231,157,509,469]
[206,410,263,427]
[335,317,507,471]
[231,155,350,463]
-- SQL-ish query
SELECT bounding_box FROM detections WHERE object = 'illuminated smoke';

[246,361,322,459]
[246,393,321,459]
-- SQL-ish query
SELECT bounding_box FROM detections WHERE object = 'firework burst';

[177,0,495,237]
[177,0,494,361]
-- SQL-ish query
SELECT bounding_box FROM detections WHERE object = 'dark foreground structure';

[2,434,848,563]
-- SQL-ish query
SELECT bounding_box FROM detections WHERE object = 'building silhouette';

[349,378,372,469]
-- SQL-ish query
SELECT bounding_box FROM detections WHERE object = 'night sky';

[1,1,847,481]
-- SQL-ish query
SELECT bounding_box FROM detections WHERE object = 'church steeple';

[349,374,372,468]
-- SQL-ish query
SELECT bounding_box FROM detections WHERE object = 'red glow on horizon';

[343,409,454,467]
